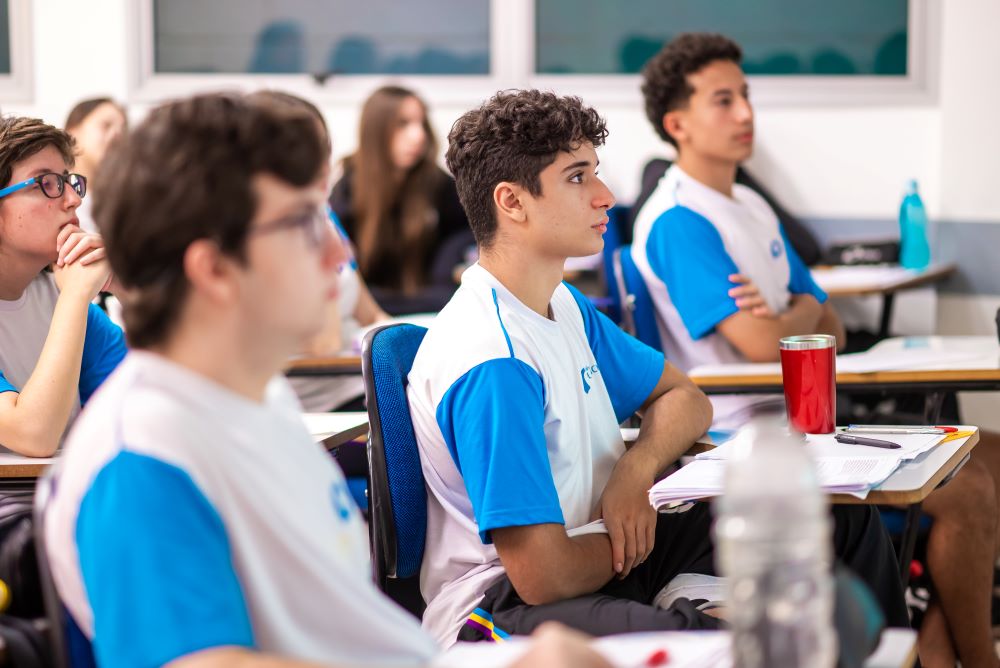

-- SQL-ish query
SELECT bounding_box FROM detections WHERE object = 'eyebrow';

[561,159,599,173]
[25,168,68,179]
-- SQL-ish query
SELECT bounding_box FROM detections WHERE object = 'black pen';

[834,433,902,450]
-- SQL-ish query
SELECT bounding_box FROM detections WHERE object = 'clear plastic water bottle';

[713,420,836,668]
[898,179,931,270]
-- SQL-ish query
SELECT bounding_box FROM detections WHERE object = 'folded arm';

[492,524,615,605]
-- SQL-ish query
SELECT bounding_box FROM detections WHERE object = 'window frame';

[130,0,937,108]
[0,0,34,104]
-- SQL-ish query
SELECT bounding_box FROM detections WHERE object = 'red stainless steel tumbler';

[779,334,837,434]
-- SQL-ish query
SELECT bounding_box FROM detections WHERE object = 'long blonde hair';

[349,86,441,293]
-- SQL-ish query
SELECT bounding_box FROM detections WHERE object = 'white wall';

[5,0,998,424]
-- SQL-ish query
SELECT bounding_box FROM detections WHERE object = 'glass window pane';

[0,0,10,75]
[536,0,907,76]
[154,0,489,75]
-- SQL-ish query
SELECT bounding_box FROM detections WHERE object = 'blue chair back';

[613,245,662,351]
[361,324,428,613]
[34,468,96,668]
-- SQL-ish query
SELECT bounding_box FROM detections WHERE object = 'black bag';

[0,492,42,618]
[0,613,50,667]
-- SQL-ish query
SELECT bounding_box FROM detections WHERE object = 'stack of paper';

[648,457,900,507]
[648,429,945,508]
[698,431,942,464]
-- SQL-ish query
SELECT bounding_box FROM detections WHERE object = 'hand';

[511,623,612,668]
[591,451,657,579]
[727,274,775,318]
[56,225,106,268]
[703,605,728,621]
[53,226,112,300]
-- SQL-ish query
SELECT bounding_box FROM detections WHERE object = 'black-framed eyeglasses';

[248,206,330,248]
[0,172,87,201]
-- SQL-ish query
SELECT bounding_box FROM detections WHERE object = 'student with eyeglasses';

[0,116,127,457]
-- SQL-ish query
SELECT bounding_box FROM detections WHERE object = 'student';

[329,85,472,315]
[44,92,610,668]
[407,89,907,647]
[64,97,128,234]
[634,33,999,667]
[247,90,389,413]
[0,115,126,457]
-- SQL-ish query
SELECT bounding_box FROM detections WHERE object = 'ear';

[182,239,240,305]
[492,181,528,224]
[663,110,686,145]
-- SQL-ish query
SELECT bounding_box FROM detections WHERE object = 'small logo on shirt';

[330,481,354,522]
[580,364,600,394]
[770,239,783,258]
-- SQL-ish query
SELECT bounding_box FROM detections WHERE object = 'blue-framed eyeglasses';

[0,172,87,201]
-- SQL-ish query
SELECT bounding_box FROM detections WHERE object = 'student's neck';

[676,152,738,198]
[0,251,48,301]
[479,245,564,319]
[154,309,289,404]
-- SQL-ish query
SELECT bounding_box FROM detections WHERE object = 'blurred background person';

[330,85,472,315]
[64,98,127,234]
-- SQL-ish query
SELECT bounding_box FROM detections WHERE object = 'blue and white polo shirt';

[631,164,826,429]
[407,263,665,646]
[46,351,437,667]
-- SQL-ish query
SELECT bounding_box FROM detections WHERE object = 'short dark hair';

[93,92,326,349]
[445,89,608,249]
[641,33,742,146]
[0,116,75,189]
[245,89,331,155]
[64,97,126,131]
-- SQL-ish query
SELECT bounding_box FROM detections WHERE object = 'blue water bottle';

[899,180,930,270]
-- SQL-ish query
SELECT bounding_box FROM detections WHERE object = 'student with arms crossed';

[0,116,125,457]
[407,89,907,647]
[633,33,999,668]
[44,92,609,668]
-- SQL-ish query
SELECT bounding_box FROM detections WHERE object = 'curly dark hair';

[641,33,742,146]
[93,92,326,349]
[445,89,608,248]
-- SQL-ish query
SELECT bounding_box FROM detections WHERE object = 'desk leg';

[922,391,945,424]
[877,293,896,339]
[898,502,923,590]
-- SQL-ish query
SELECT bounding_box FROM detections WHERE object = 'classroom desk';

[302,411,369,449]
[438,627,916,667]
[690,335,1000,423]
[0,412,371,492]
[285,354,363,377]
[646,428,979,588]
[812,263,956,338]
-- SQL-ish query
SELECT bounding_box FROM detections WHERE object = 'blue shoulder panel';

[79,305,127,405]
[0,370,15,395]
[781,226,827,303]
[77,450,254,667]
[644,207,741,340]
[436,358,563,543]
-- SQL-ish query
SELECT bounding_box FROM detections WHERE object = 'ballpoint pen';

[834,433,902,450]
[844,425,957,435]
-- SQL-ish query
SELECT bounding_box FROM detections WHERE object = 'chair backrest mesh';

[367,325,428,579]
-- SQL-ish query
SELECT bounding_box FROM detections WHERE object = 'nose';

[735,95,754,124]
[62,184,82,210]
[593,178,616,211]
[321,225,349,272]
